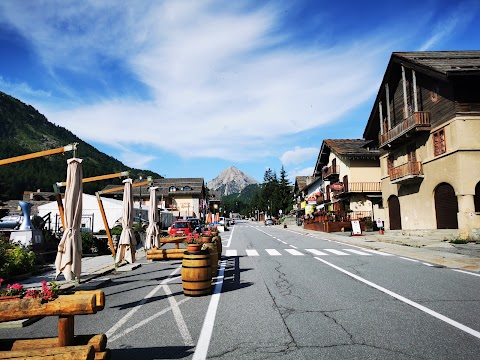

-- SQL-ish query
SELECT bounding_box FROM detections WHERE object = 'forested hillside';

[0,91,160,200]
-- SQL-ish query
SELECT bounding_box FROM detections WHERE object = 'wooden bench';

[0,290,109,359]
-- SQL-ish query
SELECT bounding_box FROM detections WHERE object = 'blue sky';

[1,0,479,185]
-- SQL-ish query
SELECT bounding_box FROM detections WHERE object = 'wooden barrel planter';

[212,236,222,259]
[181,250,212,296]
[201,243,218,277]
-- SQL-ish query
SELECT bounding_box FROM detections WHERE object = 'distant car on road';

[264,218,274,226]
[168,220,193,236]
[187,218,203,233]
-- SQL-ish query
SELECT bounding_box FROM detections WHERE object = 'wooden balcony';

[322,165,340,180]
[389,161,424,184]
[379,112,431,149]
[333,182,381,197]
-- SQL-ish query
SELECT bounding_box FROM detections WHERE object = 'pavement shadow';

[110,345,193,359]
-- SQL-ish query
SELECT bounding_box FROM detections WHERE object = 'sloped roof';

[394,51,480,76]
[364,50,480,139]
[314,139,380,176]
[101,177,205,197]
[324,139,380,157]
[294,176,308,194]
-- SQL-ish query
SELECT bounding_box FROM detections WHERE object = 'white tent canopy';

[37,193,146,233]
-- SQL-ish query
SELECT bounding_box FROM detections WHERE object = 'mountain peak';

[207,167,258,196]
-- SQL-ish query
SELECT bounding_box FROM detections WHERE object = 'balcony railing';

[343,182,381,193]
[322,165,340,180]
[389,161,424,183]
[379,112,431,149]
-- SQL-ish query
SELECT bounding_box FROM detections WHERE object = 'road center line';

[193,260,227,360]
[314,257,480,340]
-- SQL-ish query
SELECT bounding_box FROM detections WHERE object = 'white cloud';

[0,1,425,163]
[419,2,476,50]
[280,147,318,166]
[288,167,315,180]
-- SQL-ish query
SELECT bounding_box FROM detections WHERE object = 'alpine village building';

[363,51,480,240]
[295,51,480,240]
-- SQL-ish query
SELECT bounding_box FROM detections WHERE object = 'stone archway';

[434,182,458,229]
[388,195,402,230]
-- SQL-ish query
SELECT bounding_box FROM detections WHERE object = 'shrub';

[0,233,36,280]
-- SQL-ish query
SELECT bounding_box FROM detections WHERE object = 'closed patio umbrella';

[206,212,212,224]
[55,158,83,282]
[115,178,136,264]
[145,187,160,250]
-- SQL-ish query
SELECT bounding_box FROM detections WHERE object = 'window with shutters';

[433,128,446,156]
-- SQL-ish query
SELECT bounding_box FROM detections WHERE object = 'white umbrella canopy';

[145,187,160,250]
[115,178,136,264]
[55,158,83,282]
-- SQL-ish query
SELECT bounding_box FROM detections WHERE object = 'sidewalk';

[16,248,147,291]
[292,226,480,272]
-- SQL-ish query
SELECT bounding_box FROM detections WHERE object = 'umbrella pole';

[53,184,66,231]
[95,192,116,258]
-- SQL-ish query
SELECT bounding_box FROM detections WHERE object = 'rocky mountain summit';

[207,166,258,196]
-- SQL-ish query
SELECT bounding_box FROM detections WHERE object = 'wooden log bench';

[146,248,185,260]
[0,290,109,359]
[158,236,187,249]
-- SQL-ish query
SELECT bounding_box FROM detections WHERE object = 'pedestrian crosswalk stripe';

[284,249,304,256]
[305,249,329,256]
[224,248,393,257]
[265,249,282,256]
[225,250,237,257]
[324,249,349,255]
[343,249,372,255]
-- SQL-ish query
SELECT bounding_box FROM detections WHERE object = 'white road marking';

[289,244,298,249]
[246,249,260,256]
[305,249,329,256]
[361,249,394,256]
[164,284,194,346]
[343,249,372,256]
[284,249,304,256]
[324,249,349,255]
[266,249,282,256]
[422,262,434,267]
[106,266,184,341]
[193,260,227,360]
[452,269,480,277]
[225,225,235,248]
[315,257,480,340]
[399,257,419,262]
[225,249,237,257]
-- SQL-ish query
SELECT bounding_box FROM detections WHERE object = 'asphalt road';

[1,220,479,359]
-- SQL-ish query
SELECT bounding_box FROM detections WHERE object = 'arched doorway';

[434,183,458,229]
[388,195,402,230]
[474,182,480,212]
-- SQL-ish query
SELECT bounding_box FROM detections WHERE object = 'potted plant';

[184,234,202,252]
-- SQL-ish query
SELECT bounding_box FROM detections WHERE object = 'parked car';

[168,220,193,236]
[219,217,226,225]
[264,218,274,226]
[187,218,203,233]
